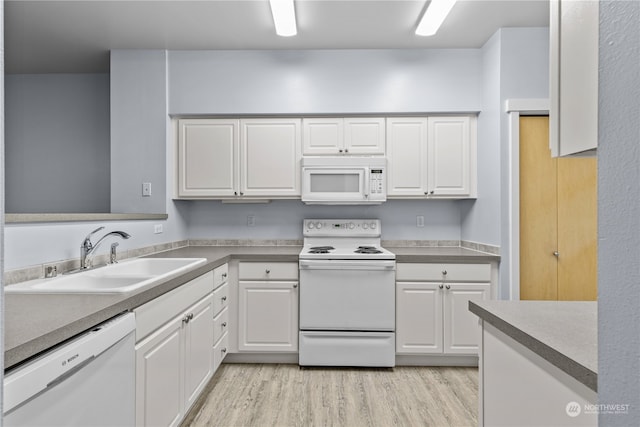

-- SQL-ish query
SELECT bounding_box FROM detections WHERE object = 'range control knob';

[363,223,369,230]
[308,222,315,229]
[315,221,323,229]
[370,222,377,229]
[348,222,355,229]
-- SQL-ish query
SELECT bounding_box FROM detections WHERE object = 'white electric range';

[298,219,396,367]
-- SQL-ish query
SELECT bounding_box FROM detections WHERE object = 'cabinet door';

[136,317,183,427]
[344,117,386,155]
[443,283,490,354]
[183,295,214,411]
[396,282,443,354]
[238,280,299,352]
[549,0,598,156]
[177,119,238,197]
[386,118,428,197]
[427,116,472,197]
[302,118,344,155]
[240,119,301,197]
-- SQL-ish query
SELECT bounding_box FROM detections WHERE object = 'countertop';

[469,300,597,392]
[5,244,498,369]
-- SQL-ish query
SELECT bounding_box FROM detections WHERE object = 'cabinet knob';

[445,284,451,290]
[221,348,227,354]
[430,190,435,195]
[240,192,244,196]
[553,251,560,257]
[265,269,271,274]
[442,270,447,276]
[222,273,227,278]
[234,191,238,196]
[439,284,444,289]
[339,149,343,153]
[222,322,227,328]
[221,296,227,302]
[293,284,298,288]
[345,148,349,153]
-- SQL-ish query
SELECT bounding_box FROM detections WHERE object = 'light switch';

[142,182,152,197]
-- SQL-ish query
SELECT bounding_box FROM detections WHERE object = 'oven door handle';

[299,260,396,270]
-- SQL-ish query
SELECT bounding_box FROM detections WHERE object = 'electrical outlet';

[142,182,152,197]
[247,215,256,227]
[416,215,425,228]
[154,224,163,234]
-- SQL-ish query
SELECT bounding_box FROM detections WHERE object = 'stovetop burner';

[308,246,335,254]
[355,246,383,254]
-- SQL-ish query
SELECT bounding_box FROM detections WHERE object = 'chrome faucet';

[80,227,131,270]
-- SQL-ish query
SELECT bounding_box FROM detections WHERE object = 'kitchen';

[1,1,638,426]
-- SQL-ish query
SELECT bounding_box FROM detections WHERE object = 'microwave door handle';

[364,169,369,198]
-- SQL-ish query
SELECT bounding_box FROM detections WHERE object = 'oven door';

[299,259,395,331]
[301,167,369,204]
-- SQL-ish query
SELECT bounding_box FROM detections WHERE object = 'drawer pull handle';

[442,270,447,276]
[445,284,451,290]
[439,284,444,289]
[221,296,227,302]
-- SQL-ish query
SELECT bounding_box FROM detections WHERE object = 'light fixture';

[415,0,456,36]
[269,0,297,37]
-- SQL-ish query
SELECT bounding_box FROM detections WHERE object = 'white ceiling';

[5,0,549,74]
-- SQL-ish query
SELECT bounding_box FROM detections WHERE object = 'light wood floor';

[185,364,478,427]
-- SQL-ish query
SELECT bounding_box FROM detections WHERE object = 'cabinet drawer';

[238,262,298,280]
[396,263,491,282]
[213,282,229,315]
[213,333,229,373]
[135,271,214,342]
[213,263,229,289]
[213,307,229,345]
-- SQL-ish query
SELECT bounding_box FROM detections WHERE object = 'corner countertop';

[4,244,499,369]
[469,300,597,392]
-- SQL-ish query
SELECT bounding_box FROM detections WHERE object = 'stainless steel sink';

[5,258,207,294]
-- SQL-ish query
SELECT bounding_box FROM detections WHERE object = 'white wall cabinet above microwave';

[176,118,301,199]
[387,116,477,199]
[302,117,386,156]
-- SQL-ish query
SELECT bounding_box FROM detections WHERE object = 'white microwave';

[301,157,387,205]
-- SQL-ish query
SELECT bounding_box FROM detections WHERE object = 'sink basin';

[5,258,207,294]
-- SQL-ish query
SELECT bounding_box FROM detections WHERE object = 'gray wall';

[110,50,167,214]
[1,0,6,411]
[168,49,482,115]
[5,74,110,213]
[598,1,640,423]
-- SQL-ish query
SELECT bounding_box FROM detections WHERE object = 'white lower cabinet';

[238,262,299,352]
[134,272,214,427]
[396,263,491,356]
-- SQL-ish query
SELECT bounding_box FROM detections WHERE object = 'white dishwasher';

[3,312,136,426]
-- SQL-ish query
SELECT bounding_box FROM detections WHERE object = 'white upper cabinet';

[177,119,238,198]
[427,116,475,197]
[176,118,301,200]
[386,117,428,197]
[302,117,385,155]
[240,119,301,198]
[387,116,477,199]
[549,0,599,157]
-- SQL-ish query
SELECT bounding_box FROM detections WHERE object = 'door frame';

[505,99,549,301]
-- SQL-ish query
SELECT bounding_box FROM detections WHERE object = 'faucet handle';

[83,226,105,248]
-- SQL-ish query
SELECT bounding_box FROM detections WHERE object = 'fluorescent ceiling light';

[269,0,297,37]
[415,0,457,36]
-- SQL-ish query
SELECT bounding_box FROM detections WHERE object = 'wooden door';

[519,116,597,301]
